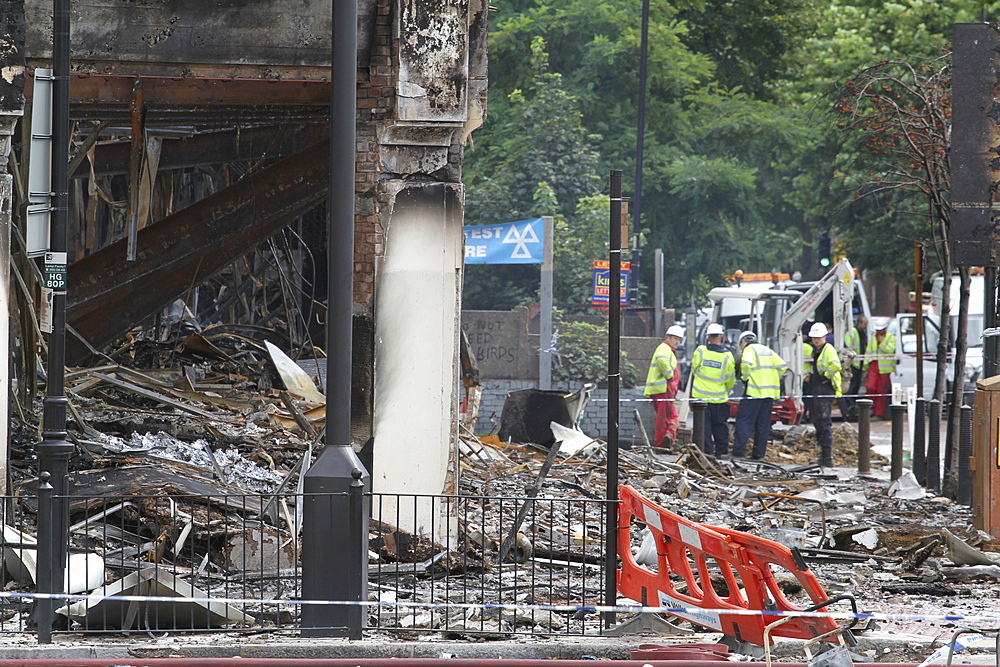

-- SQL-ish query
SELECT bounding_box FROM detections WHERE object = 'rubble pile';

[5,326,1000,649]
[440,429,1000,647]
[6,326,326,632]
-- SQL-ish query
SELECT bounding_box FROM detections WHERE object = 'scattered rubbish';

[940,527,998,566]
[887,471,925,500]
[550,421,598,457]
[633,527,657,568]
[5,301,1000,651]
[915,631,991,667]
[851,528,878,550]
[59,566,254,630]
[880,582,957,596]
[265,341,325,405]
[809,644,854,667]
[498,384,593,447]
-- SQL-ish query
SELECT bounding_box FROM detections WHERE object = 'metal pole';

[34,473,53,644]
[653,249,663,338]
[856,398,872,476]
[326,0,355,450]
[926,399,941,493]
[33,0,72,631]
[691,401,706,452]
[629,0,650,303]
[913,397,926,485]
[890,404,905,481]
[958,404,973,506]
[915,242,924,397]
[539,216,554,390]
[604,170,622,630]
[301,0,370,637]
[986,266,998,378]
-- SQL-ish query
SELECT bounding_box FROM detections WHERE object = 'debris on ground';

[6,319,997,655]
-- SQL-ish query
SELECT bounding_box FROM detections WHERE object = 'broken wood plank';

[90,372,231,422]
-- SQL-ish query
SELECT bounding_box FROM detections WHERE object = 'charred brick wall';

[353,0,394,309]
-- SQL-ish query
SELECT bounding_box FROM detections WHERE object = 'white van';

[887,312,942,400]
[931,271,984,398]
[889,271,983,401]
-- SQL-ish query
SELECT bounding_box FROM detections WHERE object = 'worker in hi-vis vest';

[643,325,684,448]
[732,331,787,460]
[864,316,896,418]
[841,314,868,419]
[689,322,735,457]
[805,322,842,468]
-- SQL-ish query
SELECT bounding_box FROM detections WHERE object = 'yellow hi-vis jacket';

[740,343,787,399]
[643,341,677,397]
[812,342,843,398]
[865,332,897,374]
[844,326,866,369]
[690,344,736,403]
[802,341,814,375]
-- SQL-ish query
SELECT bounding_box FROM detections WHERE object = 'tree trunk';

[933,252,951,405]
[943,267,971,497]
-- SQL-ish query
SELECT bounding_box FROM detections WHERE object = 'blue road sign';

[463,218,544,265]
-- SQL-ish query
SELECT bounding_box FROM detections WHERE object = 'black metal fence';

[369,493,609,636]
[4,486,611,639]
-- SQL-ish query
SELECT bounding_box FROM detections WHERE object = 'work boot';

[814,452,834,467]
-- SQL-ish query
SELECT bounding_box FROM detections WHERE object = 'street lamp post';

[32,0,73,638]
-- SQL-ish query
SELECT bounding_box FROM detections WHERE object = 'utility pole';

[629,0,650,304]
[603,170,622,630]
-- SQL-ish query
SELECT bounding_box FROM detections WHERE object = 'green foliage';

[465,0,1000,313]
[677,0,820,99]
[552,191,611,306]
[831,57,952,280]
[551,316,640,387]
[463,36,604,311]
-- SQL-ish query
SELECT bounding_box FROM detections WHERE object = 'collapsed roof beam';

[66,139,330,363]
[25,73,331,124]
[71,123,329,178]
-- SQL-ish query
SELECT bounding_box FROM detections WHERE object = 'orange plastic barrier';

[616,485,846,646]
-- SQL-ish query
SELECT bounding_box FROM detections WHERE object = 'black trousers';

[734,397,773,458]
[840,365,863,417]
[812,394,834,457]
[705,402,730,456]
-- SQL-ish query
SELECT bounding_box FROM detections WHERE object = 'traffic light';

[818,233,832,268]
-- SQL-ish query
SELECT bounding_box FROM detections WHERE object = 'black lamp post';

[33,0,73,638]
[300,0,370,638]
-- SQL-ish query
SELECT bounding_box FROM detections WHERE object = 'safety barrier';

[616,484,853,646]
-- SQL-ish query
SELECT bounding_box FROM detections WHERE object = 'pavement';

[0,629,972,662]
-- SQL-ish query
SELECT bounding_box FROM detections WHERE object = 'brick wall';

[353,0,394,308]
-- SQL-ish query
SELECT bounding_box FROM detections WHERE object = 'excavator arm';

[776,258,856,418]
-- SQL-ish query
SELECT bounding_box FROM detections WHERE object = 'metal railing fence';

[4,486,611,640]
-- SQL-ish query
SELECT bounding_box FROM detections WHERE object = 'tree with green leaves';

[463,36,604,311]
[833,55,972,492]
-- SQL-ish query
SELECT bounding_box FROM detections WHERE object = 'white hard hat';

[808,322,829,338]
[873,316,891,331]
[706,323,725,336]
[739,331,757,342]
[666,325,685,338]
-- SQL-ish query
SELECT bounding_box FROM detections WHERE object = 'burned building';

[0,0,487,496]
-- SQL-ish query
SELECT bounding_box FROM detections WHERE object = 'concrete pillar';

[372,182,463,533]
